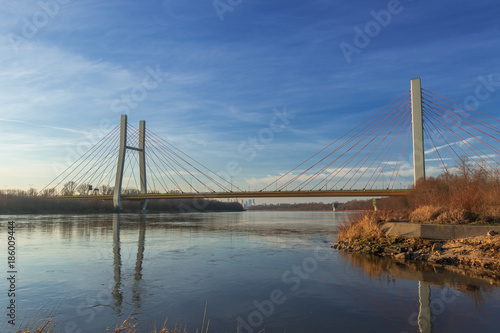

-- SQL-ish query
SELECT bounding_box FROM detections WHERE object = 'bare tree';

[41,188,56,197]
[62,181,77,196]
[457,156,473,181]
[76,183,91,195]
[27,187,38,196]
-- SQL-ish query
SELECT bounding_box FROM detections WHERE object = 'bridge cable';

[68,131,121,191]
[261,91,411,191]
[353,109,411,190]
[146,130,241,192]
[422,93,500,146]
[388,122,413,190]
[424,105,500,170]
[320,101,410,191]
[283,94,411,191]
[298,98,411,191]
[345,106,411,190]
[423,109,498,174]
[39,124,120,195]
[423,89,500,126]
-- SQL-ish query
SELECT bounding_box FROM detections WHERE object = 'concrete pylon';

[418,281,432,333]
[113,115,147,211]
[139,120,148,211]
[411,78,426,186]
[113,115,128,210]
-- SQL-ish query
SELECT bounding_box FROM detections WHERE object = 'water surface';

[1,212,499,332]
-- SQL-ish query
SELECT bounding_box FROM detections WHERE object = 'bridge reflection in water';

[340,252,498,333]
[111,214,147,312]
[108,214,496,332]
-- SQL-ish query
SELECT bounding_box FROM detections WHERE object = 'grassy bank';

[7,308,211,333]
[12,316,185,333]
[335,167,500,280]
[376,167,500,224]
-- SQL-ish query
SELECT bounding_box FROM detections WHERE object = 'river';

[1,211,499,332]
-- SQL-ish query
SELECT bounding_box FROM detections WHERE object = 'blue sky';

[1,0,499,193]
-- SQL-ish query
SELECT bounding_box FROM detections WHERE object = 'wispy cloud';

[424,137,476,155]
[1,0,499,191]
[0,117,87,134]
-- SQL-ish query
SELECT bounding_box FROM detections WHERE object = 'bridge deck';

[56,189,410,200]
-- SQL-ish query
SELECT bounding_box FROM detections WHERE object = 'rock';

[431,243,443,252]
[395,253,408,260]
[428,255,439,263]
[331,244,338,249]
[487,230,497,237]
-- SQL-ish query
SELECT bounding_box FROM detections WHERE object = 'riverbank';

[333,167,500,282]
[0,193,244,214]
[333,231,500,282]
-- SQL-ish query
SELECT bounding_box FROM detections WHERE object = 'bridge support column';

[114,115,128,210]
[139,120,148,211]
[418,281,432,333]
[411,78,425,186]
[113,115,148,211]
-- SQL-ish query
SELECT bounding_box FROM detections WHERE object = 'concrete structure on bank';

[382,222,500,240]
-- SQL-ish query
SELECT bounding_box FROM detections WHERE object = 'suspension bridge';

[39,78,500,210]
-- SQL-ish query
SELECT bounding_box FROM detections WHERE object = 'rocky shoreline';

[332,233,500,282]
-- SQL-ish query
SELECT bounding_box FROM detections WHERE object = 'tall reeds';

[337,212,384,241]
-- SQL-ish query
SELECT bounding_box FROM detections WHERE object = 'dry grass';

[408,205,484,224]
[14,305,212,333]
[407,168,500,223]
[338,165,500,238]
[104,310,189,333]
[376,166,500,224]
[337,212,384,242]
[408,206,445,223]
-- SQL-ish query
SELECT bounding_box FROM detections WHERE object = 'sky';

[1,0,499,199]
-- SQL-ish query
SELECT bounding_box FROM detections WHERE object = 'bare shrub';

[338,212,384,241]
[408,206,444,223]
[435,208,477,224]
[380,163,500,224]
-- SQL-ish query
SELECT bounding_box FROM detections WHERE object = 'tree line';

[248,200,373,212]
[0,187,244,214]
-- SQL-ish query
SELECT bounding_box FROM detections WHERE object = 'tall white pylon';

[113,115,147,210]
[411,78,425,186]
